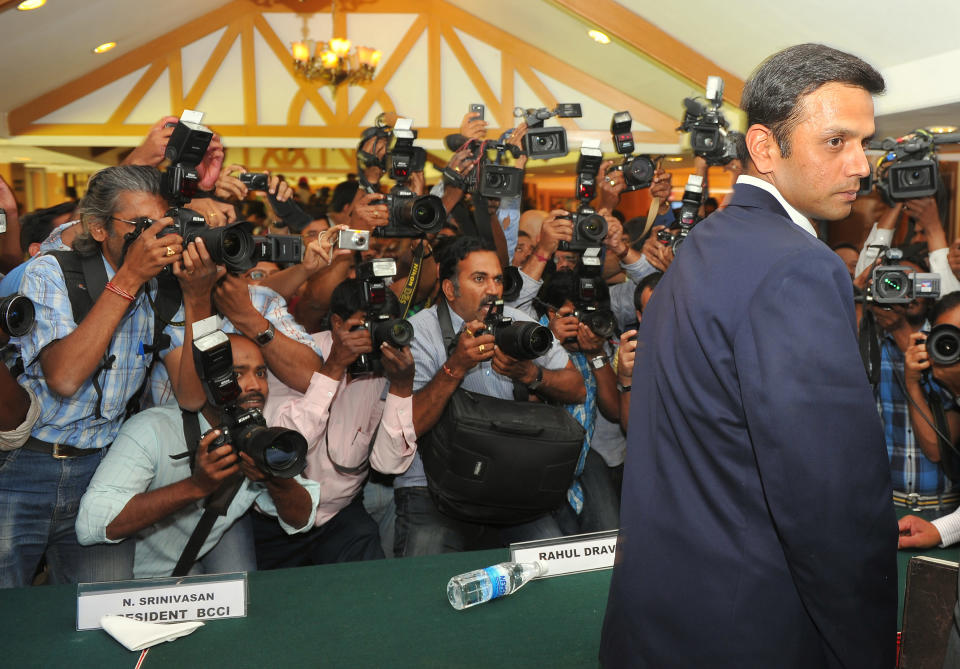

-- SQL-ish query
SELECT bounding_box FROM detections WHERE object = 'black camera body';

[238,172,269,191]
[657,174,704,254]
[573,271,616,340]
[517,103,582,161]
[161,111,214,206]
[558,142,607,253]
[609,111,655,191]
[252,234,303,265]
[192,321,308,478]
[479,300,552,361]
[156,208,256,274]
[477,161,523,199]
[678,77,735,166]
[0,294,34,338]
[865,247,940,305]
[870,130,960,203]
[349,259,414,376]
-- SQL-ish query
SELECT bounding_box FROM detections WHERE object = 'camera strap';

[858,309,883,386]
[397,241,426,319]
[172,408,245,577]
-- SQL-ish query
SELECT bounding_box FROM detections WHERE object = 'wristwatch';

[589,354,608,370]
[254,321,276,347]
[527,366,544,392]
[617,382,632,393]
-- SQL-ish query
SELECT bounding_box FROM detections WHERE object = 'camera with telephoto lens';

[0,294,35,338]
[161,110,214,206]
[870,129,960,204]
[558,140,608,253]
[372,118,444,238]
[607,111,656,191]
[861,247,941,305]
[192,319,307,478]
[927,323,960,366]
[657,174,704,254]
[515,103,582,161]
[348,259,414,376]
[478,299,553,361]
[678,77,736,166]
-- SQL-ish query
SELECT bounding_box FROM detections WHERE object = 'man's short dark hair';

[931,292,960,325]
[329,277,401,321]
[436,235,495,286]
[831,242,859,254]
[330,180,360,213]
[19,201,75,253]
[634,271,663,313]
[738,44,885,164]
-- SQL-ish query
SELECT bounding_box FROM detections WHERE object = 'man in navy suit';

[601,44,897,668]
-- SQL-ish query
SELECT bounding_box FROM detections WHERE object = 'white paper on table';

[100,615,203,651]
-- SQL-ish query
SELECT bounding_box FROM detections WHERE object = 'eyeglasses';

[111,216,155,227]
[247,270,268,281]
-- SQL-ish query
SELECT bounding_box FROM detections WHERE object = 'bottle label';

[483,566,509,599]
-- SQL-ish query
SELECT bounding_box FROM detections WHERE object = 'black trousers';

[251,495,384,569]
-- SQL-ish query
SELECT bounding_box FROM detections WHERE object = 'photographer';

[252,277,417,567]
[536,270,621,532]
[0,165,216,587]
[76,333,319,579]
[394,236,585,556]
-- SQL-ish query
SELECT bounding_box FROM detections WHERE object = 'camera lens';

[623,156,655,188]
[581,308,617,339]
[900,168,931,188]
[0,294,35,337]
[928,324,960,366]
[577,214,607,243]
[237,425,308,478]
[397,195,443,234]
[372,317,414,348]
[875,270,908,300]
[196,222,255,273]
[495,321,553,360]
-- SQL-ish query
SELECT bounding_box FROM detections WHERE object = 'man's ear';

[441,277,456,303]
[745,124,778,175]
[87,217,107,243]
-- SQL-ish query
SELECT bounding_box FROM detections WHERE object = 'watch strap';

[526,366,544,392]
[255,321,276,346]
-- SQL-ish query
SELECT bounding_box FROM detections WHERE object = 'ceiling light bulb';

[93,42,117,54]
[588,29,611,45]
[17,0,46,10]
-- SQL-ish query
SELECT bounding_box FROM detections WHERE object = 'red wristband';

[105,281,135,302]
[442,364,464,381]
[535,253,549,263]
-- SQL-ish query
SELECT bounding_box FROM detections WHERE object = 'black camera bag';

[421,300,585,525]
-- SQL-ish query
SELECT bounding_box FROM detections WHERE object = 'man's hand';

[350,191,389,230]
[213,273,259,325]
[186,197,236,227]
[173,237,223,303]
[360,134,388,185]
[381,343,415,396]
[266,174,293,202]
[617,330,638,382]
[302,224,351,271]
[603,213,628,259]
[506,121,528,170]
[904,331,931,385]
[898,514,942,549]
[548,311,579,343]
[577,322,606,355]
[188,429,240,498]
[446,321,495,376]
[197,134,225,191]
[650,169,673,214]
[535,210,574,258]
[122,116,180,167]
[491,348,537,385]
[115,218,182,290]
[905,197,946,249]
[322,314,373,379]
[408,171,426,196]
[876,201,904,231]
[0,174,18,219]
[598,160,625,211]
[853,260,876,293]
[214,164,249,201]
[641,225,674,272]
[459,111,488,141]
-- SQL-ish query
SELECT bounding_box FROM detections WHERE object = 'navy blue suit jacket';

[600,183,897,668]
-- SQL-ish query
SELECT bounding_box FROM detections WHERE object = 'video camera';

[860,247,940,305]
[514,103,582,161]
[608,111,656,191]
[370,118,445,238]
[348,259,415,376]
[558,140,608,253]
[657,174,704,253]
[192,317,308,478]
[869,128,960,204]
[161,110,214,206]
[478,299,553,360]
[678,77,737,166]
[0,294,34,338]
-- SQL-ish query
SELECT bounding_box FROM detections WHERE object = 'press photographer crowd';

[2,67,960,595]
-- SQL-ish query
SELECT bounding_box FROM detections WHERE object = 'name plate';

[77,572,247,631]
[510,530,619,577]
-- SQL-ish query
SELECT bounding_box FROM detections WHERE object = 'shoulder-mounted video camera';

[869,128,960,204]
[514,103,582,161]
[191,318,308,478]
[558,140,607,253]
[859,246,940,305]
[476,299,552,361]
[348,259,414,376]
[657,174,704,254]
[678,77,737,166]
[363,118,445,238]
[607,111,656,191]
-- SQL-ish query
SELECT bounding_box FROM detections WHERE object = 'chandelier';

[290,9,381,88]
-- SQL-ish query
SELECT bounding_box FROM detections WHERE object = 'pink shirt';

[264,331,417,526]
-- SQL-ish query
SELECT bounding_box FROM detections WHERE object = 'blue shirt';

[14,253,174,449]
[395,302,571,488]
[876,333,958,495]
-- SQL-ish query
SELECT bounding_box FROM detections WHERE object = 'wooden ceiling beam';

[549,0,745,105]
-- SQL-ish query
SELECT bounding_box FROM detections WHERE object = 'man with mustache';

[76,333,320,579]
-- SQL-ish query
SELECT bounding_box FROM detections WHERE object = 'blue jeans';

[189,513,256,576]
[362,478,396,558]
[394,486,564,557]
[0,448,133,588]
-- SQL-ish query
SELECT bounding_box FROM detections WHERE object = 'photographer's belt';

[22,436,100,458]
[893,490,960,512]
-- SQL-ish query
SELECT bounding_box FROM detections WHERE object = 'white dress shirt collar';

[736,174,818,238]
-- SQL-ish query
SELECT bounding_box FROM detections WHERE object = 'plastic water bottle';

[447,561,547,610]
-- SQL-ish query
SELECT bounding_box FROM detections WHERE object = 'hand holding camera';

[322,313,375,380]
[215,164,250,201]
[617,330,638,384]
[379,340,415,396]
[188,428,241,499]
[448,321,496,376]
[460,109,488,141]
[116,217,183,290]
[642,225,673,272]
[536,210,575,257]
[351,191,390,230]
[173,236,223,302]
[904,331,930,385]
[491,349,537,384]
[123,115,180,167]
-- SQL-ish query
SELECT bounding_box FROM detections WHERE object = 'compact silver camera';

[337,228,370,251]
